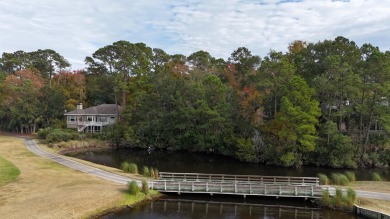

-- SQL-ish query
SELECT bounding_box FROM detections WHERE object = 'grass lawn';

[0,135,159,219]
[0,155,20,186]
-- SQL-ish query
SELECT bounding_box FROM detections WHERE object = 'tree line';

[1,36,390,168]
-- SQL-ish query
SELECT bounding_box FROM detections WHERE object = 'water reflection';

[102,196,356,219]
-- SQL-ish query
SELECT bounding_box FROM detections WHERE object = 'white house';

[64,103,121,133]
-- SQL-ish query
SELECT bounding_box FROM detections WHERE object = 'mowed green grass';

[0,155,20,186]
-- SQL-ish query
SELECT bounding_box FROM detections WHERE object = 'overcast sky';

[1,0,390,70]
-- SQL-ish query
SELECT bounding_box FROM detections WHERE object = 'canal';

[68,148,386,218]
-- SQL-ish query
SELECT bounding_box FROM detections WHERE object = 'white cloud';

[0,0,390,69]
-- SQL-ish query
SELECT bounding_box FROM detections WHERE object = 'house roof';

[64,104,122,116]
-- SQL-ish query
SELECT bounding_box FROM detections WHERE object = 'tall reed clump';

[154,168,159,179]
[331,173,342,185]
[335,188,343,207]
[121,161,130,173]
[344,171,356,182]
[128,180,140,195]
[150,167,155,178]
[318,173,329,185]
[141,180,149,195]
[142,166,150,177]
[322,190,331,206]
[339,174,350,186]
[128,163,138,174]
[372,172,382,181]
[331,173,349,186]
[346,188,357,208]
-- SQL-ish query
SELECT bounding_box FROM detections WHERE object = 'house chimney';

[77,103,83,110]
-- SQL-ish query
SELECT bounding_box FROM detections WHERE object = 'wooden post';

[164,181,167,190]
[206,182,209,192]
[235,182,237,193]
[264,185,267,195]
[178,182,181,191]
[192,182,194,191]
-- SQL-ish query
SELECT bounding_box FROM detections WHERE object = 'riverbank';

[0,135,159,218]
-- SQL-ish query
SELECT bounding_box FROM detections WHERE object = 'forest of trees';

[1,36,390,168]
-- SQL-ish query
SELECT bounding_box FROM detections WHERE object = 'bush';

[128,181,140,195]
[318,173,329,185]
[141,180,149,194]
[345,171,356,182]
[128,163,138,174]
[339,174,350,186]
[37,127,52,139]
[45,129,79,143]
[142,166,150,177]
[372,172,382,181]
[121,161,130,173]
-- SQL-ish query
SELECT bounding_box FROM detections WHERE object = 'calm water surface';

[69,148,390,180]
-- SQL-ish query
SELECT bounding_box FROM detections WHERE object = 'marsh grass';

[128,181,140,195]
[141,180,149,195]
[142,166,150,177]
[129,163,138,174]
[318,173,329,185]
[121,161,130,173]
[345,171,356,182]
[372,172,382,181]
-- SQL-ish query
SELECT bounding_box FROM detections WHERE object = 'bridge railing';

[150,180,323,198]
[159,172,319,186]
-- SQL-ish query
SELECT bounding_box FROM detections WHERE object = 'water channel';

[68,148,388,219]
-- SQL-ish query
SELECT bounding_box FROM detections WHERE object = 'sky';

[1,0,390,70]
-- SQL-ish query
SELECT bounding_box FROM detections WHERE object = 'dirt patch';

[0,135,125,219]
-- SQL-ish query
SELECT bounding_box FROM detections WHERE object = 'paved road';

[24,138,140,185]
[22,138,390,201]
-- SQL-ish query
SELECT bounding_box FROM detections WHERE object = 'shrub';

[128,181,140,195]
[318,173,329,185]
[372,172,382,181]
[37,127,53,139]
[141,180,149,194]
[345,171,356,182]
[339,174,350,186]
[150,167,155,178]
[46,129,78,143]
[142,166,150,177]
[331,173,342,185]
[128,163,138,174]
[121,161,130,173]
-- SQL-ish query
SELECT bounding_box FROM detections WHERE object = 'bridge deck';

[159,172,319,186]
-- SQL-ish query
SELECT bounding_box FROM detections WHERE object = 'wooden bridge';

[150,172,323,199]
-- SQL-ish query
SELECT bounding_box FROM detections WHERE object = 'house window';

[87,116,94,122]
[99,117,107,122]
[67,116,76,122]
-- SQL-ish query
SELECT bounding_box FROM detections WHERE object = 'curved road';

[24,138,140,185]
[23,138,390,201]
